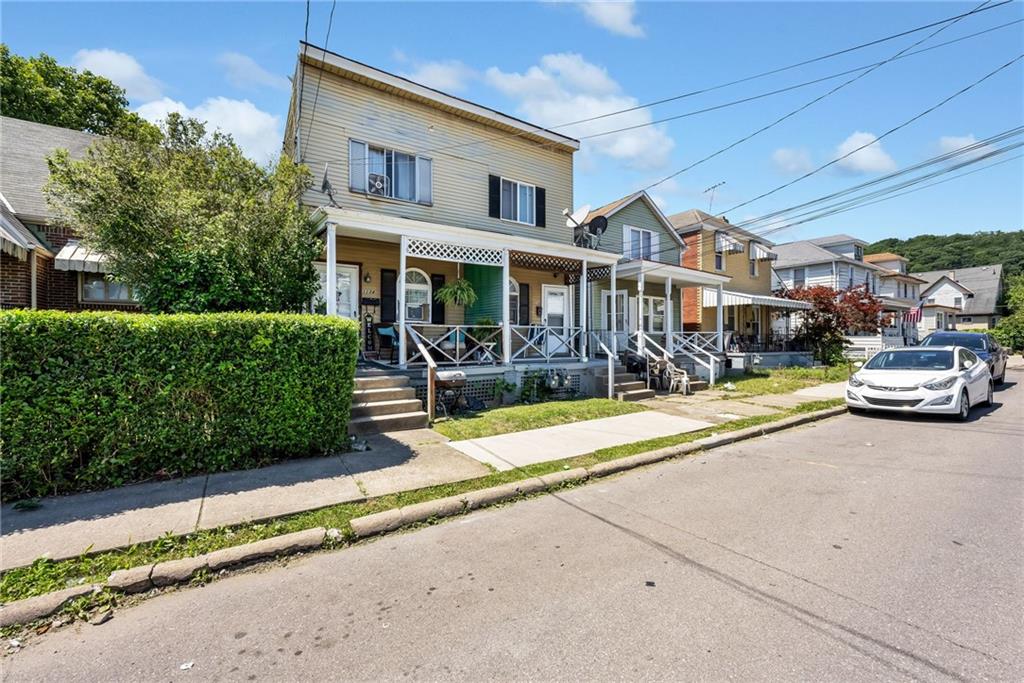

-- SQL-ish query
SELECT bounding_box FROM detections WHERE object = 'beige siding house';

[285,44,731,400]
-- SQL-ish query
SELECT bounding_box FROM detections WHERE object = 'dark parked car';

[919,331,1007,384]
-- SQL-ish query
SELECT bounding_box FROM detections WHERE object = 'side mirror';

[853,361,863,368]
[962,359,975,370]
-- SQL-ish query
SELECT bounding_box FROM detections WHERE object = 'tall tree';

[867,230,1024,277]
[46,114,322,313]
[0,44,153,135]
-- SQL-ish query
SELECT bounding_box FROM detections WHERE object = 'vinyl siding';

[592,199,680,265]
[293,62,573,245]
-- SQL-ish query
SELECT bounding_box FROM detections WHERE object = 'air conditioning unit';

[368,173,388,196]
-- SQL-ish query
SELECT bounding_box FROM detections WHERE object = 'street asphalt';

[6,370,1023,681]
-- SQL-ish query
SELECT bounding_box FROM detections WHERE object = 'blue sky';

[4,1,1022,244]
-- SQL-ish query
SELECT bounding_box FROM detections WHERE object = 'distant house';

[863,252,928,344]
[0,116,136,311]
[912,264,1004,330]
[772,234,886,293]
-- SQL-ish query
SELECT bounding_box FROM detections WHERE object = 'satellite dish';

[565,204,591,228]
[588,215,608,235]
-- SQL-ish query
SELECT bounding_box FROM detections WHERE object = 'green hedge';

[1,310,359,502]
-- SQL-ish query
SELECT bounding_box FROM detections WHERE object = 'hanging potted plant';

[433,278,478,308]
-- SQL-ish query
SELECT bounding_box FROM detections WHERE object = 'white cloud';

[401,59,476,93]
[218,52,290,92]
[938,133,995,160]
[772,147,813,174]
[136,97,282,163]
[577,1,645,38]
[485,52,674,171]
[834,131,896,174]
[73,48,162,101]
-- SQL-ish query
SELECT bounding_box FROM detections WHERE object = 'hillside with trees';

[867,230,1024,277]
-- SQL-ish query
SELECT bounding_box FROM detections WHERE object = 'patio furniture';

[375,324,398,363]
[435,370,468,418]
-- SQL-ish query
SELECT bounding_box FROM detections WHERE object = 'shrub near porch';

[0,311,359,502]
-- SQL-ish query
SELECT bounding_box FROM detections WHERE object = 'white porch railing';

[670,332,720,385]
[510,325,585,363]
[405,324,503,367]
[589,332,616,399]
[675,332,722,354]
[405,324,437,421]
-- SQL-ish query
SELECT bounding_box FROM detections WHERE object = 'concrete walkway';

[0,430,488,571]
[449,412,714,471]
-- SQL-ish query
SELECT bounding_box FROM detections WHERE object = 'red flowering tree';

[779,284,889,364]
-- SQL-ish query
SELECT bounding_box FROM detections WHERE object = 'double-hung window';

[349,139,432,205]
[748,242,758,278]
[500,178,535,225]
[793,267,806,288]
[624,225,656,260]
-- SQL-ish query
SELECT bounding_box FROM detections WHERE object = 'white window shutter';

[622,226,630,258]
[349,140,367,192]
[650,231,660,261]
[416,156,432,204]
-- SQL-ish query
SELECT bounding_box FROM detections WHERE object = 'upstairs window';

[793,267,806,288]
[349,139,432,205]
[854,245,864,261]
[954,296,963,308]
[501,178,535,225]
[624,225,657,260]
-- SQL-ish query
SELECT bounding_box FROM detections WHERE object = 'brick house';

[0,116,138,312]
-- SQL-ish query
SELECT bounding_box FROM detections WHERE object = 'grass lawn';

[432,398,646,441]
[722,366,850,397]
[0,397,845,625]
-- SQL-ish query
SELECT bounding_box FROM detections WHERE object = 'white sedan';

[845,346,993,420]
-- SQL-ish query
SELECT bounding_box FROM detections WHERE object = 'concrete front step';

[595,365,628,376]
[599,372,637,384]
[350,398,424,418]
[614,380,647,393]
[352,386,416,403]
[618,388,656,402]
[354,375,410,390]
[688,381,709,393]
[348,411,430,435]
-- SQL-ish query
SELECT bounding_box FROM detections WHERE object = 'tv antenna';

[704,181,725,213]
[321,163,340,207]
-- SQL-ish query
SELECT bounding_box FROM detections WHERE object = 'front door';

[542,284,570,355]
[315,263,360,320]
[601,289,628,350]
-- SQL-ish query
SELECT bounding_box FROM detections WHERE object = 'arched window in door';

[405,268,431,322]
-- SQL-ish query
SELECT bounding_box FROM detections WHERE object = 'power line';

[641,0,999,195]
[296,0,310,161]
[410,0,1012,157]
[303,0,337,162]
[721,52,1024,215]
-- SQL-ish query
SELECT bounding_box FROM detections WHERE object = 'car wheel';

[957,389,971,421]
[984,381,994,407]
[994,366,1005,385]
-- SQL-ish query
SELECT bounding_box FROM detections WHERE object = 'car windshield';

[864,350,954,370]
[920,333,987,351]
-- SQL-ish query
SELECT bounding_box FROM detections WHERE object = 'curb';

[0,405,846,629]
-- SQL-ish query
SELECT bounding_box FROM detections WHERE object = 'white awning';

[54,240,108,272]
[714,231,744,254]
[749,242,777,261]
[702,288,812,310]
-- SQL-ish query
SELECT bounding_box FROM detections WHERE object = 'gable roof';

[912,264,1004,315]
[0,116,99,225]
[863,252,907,263]
[297,43,579,152]
[773,240,886,271]
[666,208,774,246]
[808,233,869,248]
[584,191,688,250]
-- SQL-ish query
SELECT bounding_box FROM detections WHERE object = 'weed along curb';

[0,405,846,630]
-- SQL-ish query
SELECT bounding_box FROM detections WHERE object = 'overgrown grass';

[722,366,851,397]
[0,398,845,611]
[433,398,646,441]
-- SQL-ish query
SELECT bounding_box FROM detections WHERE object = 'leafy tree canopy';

[867,230,1024,278]
[46,114,322,313]
[1,44,154,136]
[781,284,889,364]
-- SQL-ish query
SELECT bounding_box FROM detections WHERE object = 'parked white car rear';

[845,346,992,420]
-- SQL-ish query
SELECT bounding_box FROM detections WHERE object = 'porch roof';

[615,259,731,287]
[312,206,621,267]
[702,288,812,310]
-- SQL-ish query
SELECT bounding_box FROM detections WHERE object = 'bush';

[992,313,1024,352]
[1,310,359,502]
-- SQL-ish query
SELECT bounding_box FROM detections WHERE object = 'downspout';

[29,250,37,309]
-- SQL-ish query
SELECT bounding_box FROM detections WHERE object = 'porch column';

[664,276,673,355]
[580,259,588,360]
[637,269,646,353]
[715,283,724,351]
[29,251,37,310]
[501,249,511,365]
[610,261,618,355]
[398,235,408,367]
[325,222,337,316]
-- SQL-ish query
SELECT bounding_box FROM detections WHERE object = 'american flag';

[905,304,923,323]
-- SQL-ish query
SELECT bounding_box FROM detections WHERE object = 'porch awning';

[714,231,745,254]
[749,242,777,261]
[702,288,812,310]
[1,204,51,261]
[55,240,108,272]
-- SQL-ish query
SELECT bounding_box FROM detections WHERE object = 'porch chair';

[663,362,689,395]
[375,324,398,363]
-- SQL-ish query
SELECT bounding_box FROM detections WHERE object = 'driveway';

[6,374,1022,681]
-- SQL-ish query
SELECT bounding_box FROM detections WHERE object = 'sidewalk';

[1,380,846,571]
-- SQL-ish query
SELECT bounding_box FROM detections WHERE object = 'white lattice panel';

[406,238,503,266]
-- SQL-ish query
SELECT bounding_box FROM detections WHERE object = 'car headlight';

[922,376,957,391]
[848,374,864,388]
